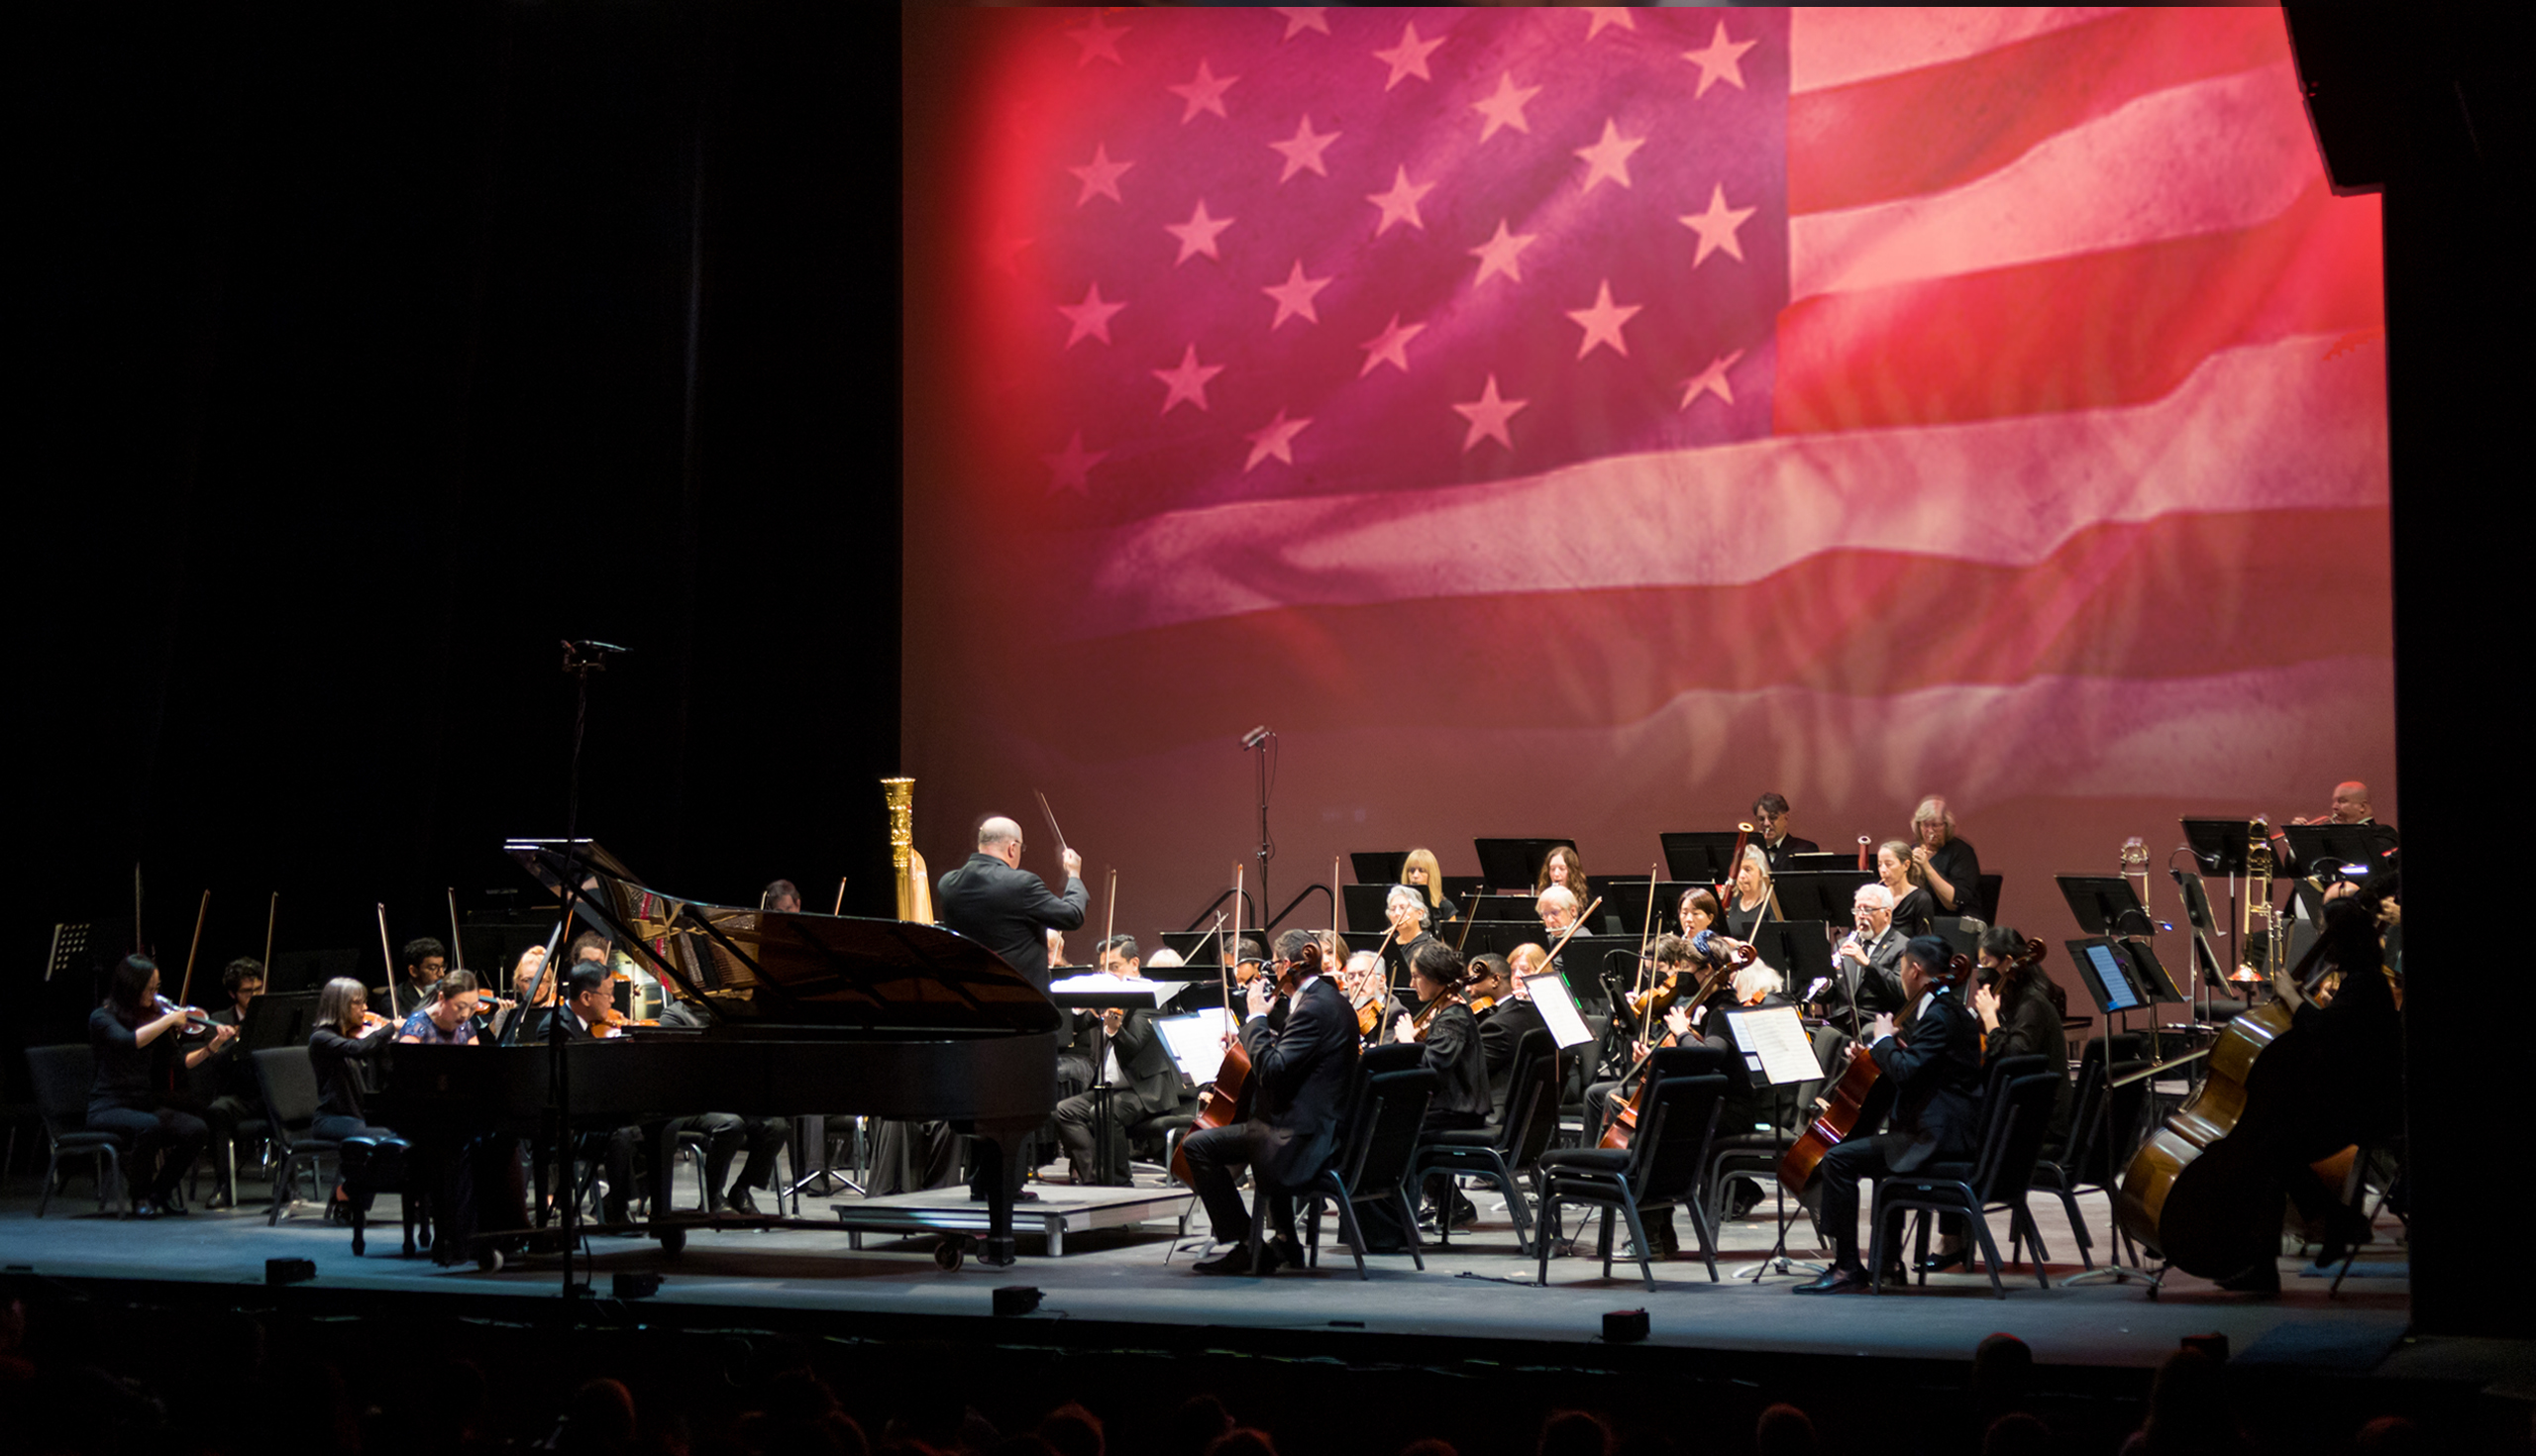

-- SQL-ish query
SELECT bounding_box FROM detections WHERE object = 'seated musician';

[1673,888,1744,965]
[397,970,484,1045]
[1875,841,1939,938]
[2274,780,2399,861]
[491,945,550,1042]
[1793,936,1982,1294]
[1185,928,1360,1276]
[309,976,397,1144]
[1052,935,1182,1186]
[1534,885,1581,973]
[89,955,233,1217]
[1534,844,1586,901]
[1726,847,1776,939]
[195,956,266,1209]
[1917,927,2074,1273]
[1586,933,1702,1144]
[1390,940,1491,1230]
[1401,847,1458,926]
[1752,792,1820,872]
[1383,884,1437,988]
[398,936,448,1017]
[1341,949,1389,1047]
[538,963,747,1226]
[1471,952,1545,1108]
[764,879,802,913]
[1909,796,1983,919]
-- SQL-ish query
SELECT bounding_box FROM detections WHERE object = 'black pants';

[1813,1136,1913,1268]
[85,1104,208,1200]
[728,1116,789,1195]
[604,1113,745,1213]
[1180,1119,1296,1246]
[1053,1088,1153,1183]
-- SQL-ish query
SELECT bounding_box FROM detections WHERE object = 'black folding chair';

[1868,1072,2061,1299]
[26,1045,131,1217]
[253,1046,346,1221]
[1411,1029,1558,1254]
[1533,1059,1728,1292]
[1251,1064,1438,1279]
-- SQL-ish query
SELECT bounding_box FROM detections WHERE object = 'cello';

[1779,951,1972,1193]
[1599,946,1749,1150]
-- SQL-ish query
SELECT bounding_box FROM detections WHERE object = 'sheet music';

[1155,1009,1231,1083]
[1522,974,1598,1049]
[1047,974,1186,1007]
[1724,1005,1820,1087]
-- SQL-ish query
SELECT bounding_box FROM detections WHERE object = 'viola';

[1778,951,1971,1192]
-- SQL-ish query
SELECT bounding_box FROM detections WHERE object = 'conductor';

[936,814,1087,1203]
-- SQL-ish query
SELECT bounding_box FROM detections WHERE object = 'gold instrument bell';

[883,777,934,923]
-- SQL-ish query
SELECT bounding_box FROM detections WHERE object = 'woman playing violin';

[1918,927,2075,1273]
[308,976,397,1145]
[1388,941,1492,1231]
[398,970,485,1046]
[87,954,235,1216]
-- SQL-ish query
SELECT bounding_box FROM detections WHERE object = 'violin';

[1404,988,1464,1042]
[1624,937,1755,1024]
[154,994,215,1030]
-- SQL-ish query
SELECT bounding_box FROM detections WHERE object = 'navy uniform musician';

[1794,934,1983,1294]
[934,814,1087,1203]
[1185,928,1360,1275]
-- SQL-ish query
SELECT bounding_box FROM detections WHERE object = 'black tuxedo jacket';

[1087,1007,1184,1117]
[933,853,1088,992]
[1760,835,1821,873]
[1869,987,1983,1173]
[1235,977,1359,1187]
[1479,996,1548,1105]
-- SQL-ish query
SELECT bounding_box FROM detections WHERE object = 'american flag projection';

[901,8,2390,939]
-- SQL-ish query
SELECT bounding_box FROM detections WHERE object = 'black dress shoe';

[1916,1246,1969,1273]
[1261,1235,1301,1274]
[1793,1263,1874,1295]
[206,1189,235,1211]
[153,1194,189,1217]
[1192,1243,1256,1276]
[722,1189,762,1216]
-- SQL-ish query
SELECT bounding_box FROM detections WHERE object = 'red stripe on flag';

[1788,7,2289,215]
[1773,186,2380,436]
[1027,506,2389,755]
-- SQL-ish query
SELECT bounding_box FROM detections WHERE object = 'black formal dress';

[935,852,1088,1200]
[1811,985,1982,1270]
[1052,1005,1182,1183]
[1981,983,2072,1156]
[86,1005,210,1204]
[1923,838,1983,919]
[1889,886,1940,939]
[1181,976,1359,1245]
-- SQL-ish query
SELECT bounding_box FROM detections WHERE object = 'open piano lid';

[505,838,1061,1036]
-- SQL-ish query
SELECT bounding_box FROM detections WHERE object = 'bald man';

[2279,780,2400,861]
[936,814,1088,1202]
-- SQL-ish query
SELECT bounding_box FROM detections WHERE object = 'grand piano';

[374,839,1061,1265]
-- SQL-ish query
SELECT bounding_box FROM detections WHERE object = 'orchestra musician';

[1471,952,1546,1108]
[1585,933,1703,1144]
[1825,884,1909,1027]
[396,970,484,1045]
[194,957,266,1209]
[1909,795,1984,920]
[1725,846,1775,940]
[1918,927,2075,1273]
[308,976,397,1146]
[934,814,1087,1205]
[397,936,448,1015]
[1051,935,1181,1187]
[1391,940,1491,1231]
[1875,840,1939,939]
[1401,847,1458,925]
[490,944,550,1042]
[1793,936,1983,1294]
[1534,845,1586,901]
[88,954,234,1217]
[1383,884,1438,988]
[1751,792,1820,872]
[1535,885,1581,974]
[1186,928,1361,1276]
[763,879,803,913]
[1341,950,1389,1047]
[2272,780,2400,863]
[534,962,748,1228]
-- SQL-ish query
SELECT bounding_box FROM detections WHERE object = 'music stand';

[1744,920,1834,1005]
[1597,880,1708,939]
[1725,1004,1831,1283]
[1340,884,1399,934]
[2280,824,2384,880]
[2180,818,2259,875]
[2056,876,2158,940]
[1521,972,1598,1052]
[1349,852,1411,886]
[1464,893,1543,923]
[1472,838,1575,892]
[1658,831,1745,883]
[1774,870,1874,926]
[2060,936,2161,1287]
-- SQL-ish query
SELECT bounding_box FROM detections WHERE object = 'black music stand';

[1745,920,1835,1005]
[1773,870,1874,926]
[1597,880,1708,939]
[1349,851,1411,886]
[1658,832,1744,883]
[2056,875,2159,941]
[1340,884,1398,934]
[2180,818,2258,876]
[2060,936,2161,1287]
[2280,824,2388,880]
[1464,893,1544,922]
[1472,838,1574,891]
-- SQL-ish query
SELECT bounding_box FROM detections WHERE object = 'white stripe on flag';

[1789,7,2127,94]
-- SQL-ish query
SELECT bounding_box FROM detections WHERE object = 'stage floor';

[0,1163,2421,1377]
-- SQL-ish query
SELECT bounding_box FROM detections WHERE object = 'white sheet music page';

[1725,1005,1820,1086]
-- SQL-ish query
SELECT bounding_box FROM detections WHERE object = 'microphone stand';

[544,639,619,1298]
[1243,728,1274,923]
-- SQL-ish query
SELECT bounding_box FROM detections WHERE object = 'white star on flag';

[1164,200,1234,264]
[1366,166,1434,237]
[1056,282,1125,349]
[1574,119,1646,193]
[1152,344,1225,414]
[1566,279,1641,360]
[1043,430,1107,494]
[1469,218,1537,286]
[1268,115,1340,183]
[1065,15,1127,67]
[1372,22,1443,91]
[1683,22,1756,98]
[1068,144,1132,207]
[1678,183,1756,266]
[1581,9,1636,42]
[1451,374,1529,452]
[1261,259,1332,330]
[1272,9,1329,42]
[1242,408,1311,471]
[1167,59,1238,123]
[1678,350,1744,410]
[1357,314,1427,377]
[1471,72,1541,143]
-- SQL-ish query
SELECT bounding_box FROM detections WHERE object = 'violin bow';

[446,886,464,974]
[374,902,399,1021]
[260,891,277,984]
[1630,862,1659,1017]
[175,890,210,1006]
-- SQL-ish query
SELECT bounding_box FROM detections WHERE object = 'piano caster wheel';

[659,1227,687,1259]
[476,1246,504,1274]
[934,1236,968,1272]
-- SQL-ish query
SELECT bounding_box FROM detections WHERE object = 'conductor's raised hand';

[1061,848,1084,878]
